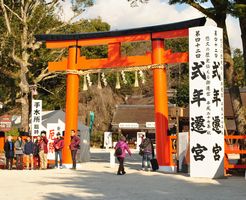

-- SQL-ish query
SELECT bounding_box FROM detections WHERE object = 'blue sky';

[60,0,242,51]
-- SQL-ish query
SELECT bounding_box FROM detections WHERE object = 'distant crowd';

[3,131,158,174]
[3,130,80,170]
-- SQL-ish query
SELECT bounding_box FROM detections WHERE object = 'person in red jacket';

[53,132,64,169]
[69,130,80,170]
[38,131,49,169]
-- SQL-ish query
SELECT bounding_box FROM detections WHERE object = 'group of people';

[3,129,80,170]
[114,134,155,175]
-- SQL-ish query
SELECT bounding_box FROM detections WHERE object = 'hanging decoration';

[83,75,88,91]
[101,73,107,87]
[121,71,127,84]
[86,74,92,86]
[134,71,139,87]
[139,70,145,84]
[64,64,166,90]
[97,73,102,89]
[115,72,121,89]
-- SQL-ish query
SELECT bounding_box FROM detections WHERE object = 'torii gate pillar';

[152,39,172,171]
[63,46,80,164]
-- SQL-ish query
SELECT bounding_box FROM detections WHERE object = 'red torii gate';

[36,17,206,171]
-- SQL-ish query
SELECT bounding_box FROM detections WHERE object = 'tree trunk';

[218,20,246,135]
[21,93,29,132]
[239,16,246,84]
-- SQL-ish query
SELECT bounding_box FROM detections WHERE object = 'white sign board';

[136,132,145,150]
[31,100,42,136]
[119,123,139,129]
[189,26,224,178]
[104,132,112,149]
[146,122,155,128]
[178,132,189,171]
[46,123,64,160]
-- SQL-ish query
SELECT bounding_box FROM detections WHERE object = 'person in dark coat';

[69,130,80,170]
[4,136,15,170]
[139,135,154,171]
[24,136,34,170]
[33,137,40,170]
[53,132,64,169]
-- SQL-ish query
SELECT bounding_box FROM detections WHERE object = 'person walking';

[69,130,80,170]
[33,138,40,170]
[38,131,49,169]
[4,136,15,170]
[14,136,25,170]
[139,135,154,171]
[115,136,132,175]
[54,132,64,169]
[24,136,34,170]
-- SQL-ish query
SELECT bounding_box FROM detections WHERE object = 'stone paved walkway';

[0,149,245,200]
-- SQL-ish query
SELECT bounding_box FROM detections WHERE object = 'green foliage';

[233,48,245,87]
[71,0,94,12]
[5,127,19,137]
[90,131,103,147]
[165,38,188,52]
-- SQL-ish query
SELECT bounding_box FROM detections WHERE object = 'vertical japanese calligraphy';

[189,26,224,178]
[31,100,42,136]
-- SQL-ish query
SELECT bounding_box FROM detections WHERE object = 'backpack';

[115,147,122,156]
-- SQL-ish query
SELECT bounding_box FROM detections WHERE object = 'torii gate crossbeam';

[36,17,206,171]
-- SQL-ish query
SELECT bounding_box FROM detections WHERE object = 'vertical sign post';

[31,100,42,137]
[189,26,224,178]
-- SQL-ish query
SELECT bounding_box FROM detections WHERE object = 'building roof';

[111,105,155,126]
[42,110,89,131]
[111,88,246,131]
[35,17,206,41]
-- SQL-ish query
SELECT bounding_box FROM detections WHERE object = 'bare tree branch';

[0,0,12,33]
[3,2,23,22]
[0,67,19,79]
[187,0,215,20]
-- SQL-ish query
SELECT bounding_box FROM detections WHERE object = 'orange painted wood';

[152,39,171,167]
[77,34,151,47]
[164,51,188,63]
[46,40,77,49]
[152,29,188,39]
[225,150,246,154]
[45,29,188,49]
[48,58,67,71]
[224,135,246,139]
[77,53,152,70]
[0,136,4,151]
[226,164,246,169]
[63,47,80,165]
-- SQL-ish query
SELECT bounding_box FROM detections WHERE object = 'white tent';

[41,110,90,162]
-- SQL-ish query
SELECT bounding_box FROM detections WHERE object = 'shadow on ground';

[36,152,246,200]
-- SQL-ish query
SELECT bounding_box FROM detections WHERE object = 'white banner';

[119,123,139,129]
[46,123,62,160]
[178,132,189,172]
[136,132,145,150]
[104,132,112,149]
[31,100,42,136]
[46,123,64,160]
[189,26,224,178]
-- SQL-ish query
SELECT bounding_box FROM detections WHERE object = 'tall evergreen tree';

[129,0,246,134]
